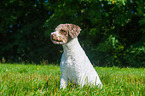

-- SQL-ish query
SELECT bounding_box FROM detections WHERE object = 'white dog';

[50,24,102,89]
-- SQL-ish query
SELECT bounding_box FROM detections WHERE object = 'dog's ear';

[68,24,81,38]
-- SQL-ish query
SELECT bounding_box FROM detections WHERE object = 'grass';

[0,63,144,96]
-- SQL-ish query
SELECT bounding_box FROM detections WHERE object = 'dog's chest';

[63,54,80,69]
[61,52,83,74]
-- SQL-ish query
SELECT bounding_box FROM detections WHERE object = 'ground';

[0,63,144,96]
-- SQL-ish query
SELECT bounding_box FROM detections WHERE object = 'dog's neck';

[62,38,81,55]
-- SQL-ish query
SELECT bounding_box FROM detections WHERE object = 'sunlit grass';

[0,63,144,96]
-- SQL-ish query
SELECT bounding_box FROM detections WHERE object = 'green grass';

[0,63,144,96]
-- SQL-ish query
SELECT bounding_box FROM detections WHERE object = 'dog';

[50,24,102,89]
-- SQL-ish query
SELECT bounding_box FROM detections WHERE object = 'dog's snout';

[50,33,57,40]
[50,30,68,44]
[50,33,54,38]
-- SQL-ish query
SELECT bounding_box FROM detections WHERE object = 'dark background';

[0,0,145,67]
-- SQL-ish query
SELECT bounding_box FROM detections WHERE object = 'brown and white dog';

[50,24,102,89]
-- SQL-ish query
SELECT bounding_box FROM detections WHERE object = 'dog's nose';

[50,33,57,40]
[50,32,54,37]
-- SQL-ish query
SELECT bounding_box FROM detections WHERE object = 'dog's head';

[50,24,81,44]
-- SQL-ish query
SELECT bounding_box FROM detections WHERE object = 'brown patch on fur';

[56,24,81,39]
[68,24,81,38]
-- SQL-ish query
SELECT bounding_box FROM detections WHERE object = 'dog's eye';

[60,29,67,34]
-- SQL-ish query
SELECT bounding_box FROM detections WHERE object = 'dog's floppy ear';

[68,24,81,38]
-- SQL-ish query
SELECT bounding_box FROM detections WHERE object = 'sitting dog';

[50,24,102,89]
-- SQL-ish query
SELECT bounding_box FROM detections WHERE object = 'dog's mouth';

[50,35,66,44]
[55,39,63,42]
[51,39,65,44]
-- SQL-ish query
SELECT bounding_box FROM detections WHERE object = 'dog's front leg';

[60,75,68,89]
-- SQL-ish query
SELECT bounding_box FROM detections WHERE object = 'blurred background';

[0,0,144,67]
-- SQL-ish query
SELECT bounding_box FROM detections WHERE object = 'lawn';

[0,63,144,96]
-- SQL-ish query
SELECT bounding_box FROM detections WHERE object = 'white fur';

[60,38,102,89]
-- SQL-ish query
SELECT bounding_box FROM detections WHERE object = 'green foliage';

[0,0,145,67]
[0,64,144,95]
